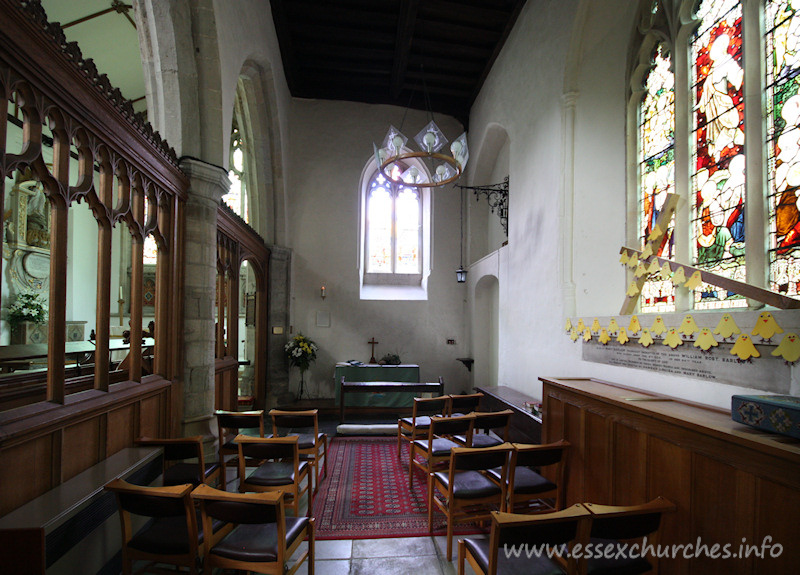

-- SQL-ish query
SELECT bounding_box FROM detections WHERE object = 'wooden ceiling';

[270,0,527,127]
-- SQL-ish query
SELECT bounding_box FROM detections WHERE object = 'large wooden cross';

[367,337,379,364]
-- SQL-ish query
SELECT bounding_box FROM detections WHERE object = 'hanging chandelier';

[373,121,469,188]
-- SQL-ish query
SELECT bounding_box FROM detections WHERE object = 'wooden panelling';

[61,419,101,482]
[106,404,135,456]
[563,402,584,505]
[139,394,163,439]
[475,386,542,443]
[541,377,800,575]
[0,435,52,516]
[754,478,800,573]
[612,422,647,505]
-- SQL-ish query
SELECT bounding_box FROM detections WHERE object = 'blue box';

[731,395,800,440]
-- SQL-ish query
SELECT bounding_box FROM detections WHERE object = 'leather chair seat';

[412,437,459,457]
[128,511,225,555]
[463,538,566,575]
[399,415,432,428]
[454,433,503,448]
[433,470,501,499]
[295,432,325,450]
[586,538,653,575]
[488,466,555,494]
[210,517,309,562]
[163,462,220,486]
[246,461,308,486]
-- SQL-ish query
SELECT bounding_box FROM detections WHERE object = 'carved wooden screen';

[0,0,188,410]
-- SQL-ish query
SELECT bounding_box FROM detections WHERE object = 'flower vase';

[297,368,307,400]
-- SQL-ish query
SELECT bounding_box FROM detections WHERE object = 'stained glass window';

[366,171,421,275]
[767,0,800,297]
[639,43,676,313]
[223,123,248,223]
[691,0,747,310]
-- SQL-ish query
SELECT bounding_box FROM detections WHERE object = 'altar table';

[333,363,420,410]
[339,378,443,422]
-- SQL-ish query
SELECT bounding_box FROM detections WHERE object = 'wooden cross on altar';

[367,337,379,364]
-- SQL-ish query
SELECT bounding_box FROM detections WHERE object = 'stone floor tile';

[295,558,351,575]
[352,536,437,558]
[314,538,355,560]
[351,555,443,575]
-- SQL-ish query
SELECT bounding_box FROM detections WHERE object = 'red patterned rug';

[312,436,484,540]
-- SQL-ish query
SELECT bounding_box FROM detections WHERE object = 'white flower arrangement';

[284,333,318,372]
[7,291,48,327]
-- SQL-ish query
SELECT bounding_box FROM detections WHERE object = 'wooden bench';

[339,378,444,422]
[0,446,162,575]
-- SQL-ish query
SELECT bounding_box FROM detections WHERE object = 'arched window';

[223,119,249,223]
[360,161,431,299]
[634,0,796,312]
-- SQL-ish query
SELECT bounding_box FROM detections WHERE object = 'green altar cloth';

[334,363,420,407]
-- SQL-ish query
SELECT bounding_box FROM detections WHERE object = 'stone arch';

[233,61,287,245]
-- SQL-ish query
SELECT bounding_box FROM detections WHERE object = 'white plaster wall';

[286,99,472,397]
[466,0,793,409]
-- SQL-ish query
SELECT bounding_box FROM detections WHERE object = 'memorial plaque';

[582,339,791,394]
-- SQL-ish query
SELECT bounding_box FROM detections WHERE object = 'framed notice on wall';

[245,294,256,326]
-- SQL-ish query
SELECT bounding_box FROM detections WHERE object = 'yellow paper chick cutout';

[751,311,784,341]
[627,252,639,268]
[617,327,629,345]
[678,314,699,338]
[626,281,641,297]
[647,258,661,274]
[648,223,663,241]
[565,318,572,332]
[576,319,586,332]
[641,243,654,260]
[583,329,592,342]
[628,315,641,334]
[672,267,687,285]
[693,328,719,351]
[607,318,620,334]
[570,328,580,342]
[731,334,760,360]
[638,329,654,347]
[772,333,800,363]
[620,251,630,265]
[599,329,611,345]
[660,262,672,277]
[650,316,667,336]
[634,263,648,278]
[590,318,602,333]
[713,313,741,339]
[684,270,703,291]
[663,328,684,348]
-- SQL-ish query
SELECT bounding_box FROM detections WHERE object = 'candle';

[119,286,124,300]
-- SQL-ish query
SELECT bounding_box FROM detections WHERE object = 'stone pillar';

[178,158,229,445]
[266,245,292,408]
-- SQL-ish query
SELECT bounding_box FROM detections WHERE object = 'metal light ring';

[379,151,462,188]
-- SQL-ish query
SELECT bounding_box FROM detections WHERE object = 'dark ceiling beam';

[420,1,512,26]
[293,25,395,47]
[391,0,420,99]
[270,0,299,94]
[469,0,527,105]
[412,38,491,60]
[295,44,395,61]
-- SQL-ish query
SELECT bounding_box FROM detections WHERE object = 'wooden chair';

[489,440,569,513]
[105,478,202,575]
[408,413,474,490]
[429,443,513,561]
[581,497,676,575]
[397,393,451,460]
[236,435,313,517]
[448,392,484,415]
[135,436,220,488]
[191,483,315,575]
[454,409,513,448]
[215,409,265,490]
[269,408,328,490]
[458,505,592,575]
